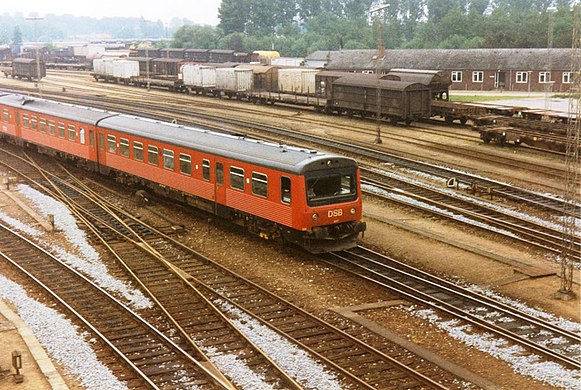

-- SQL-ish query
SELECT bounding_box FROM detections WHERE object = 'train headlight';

[312,213,319,221]
[350,208,356,215]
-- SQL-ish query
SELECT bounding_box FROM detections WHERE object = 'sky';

[0,0,222,25]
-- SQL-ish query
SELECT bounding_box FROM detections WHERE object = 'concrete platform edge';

[0,300,69,390]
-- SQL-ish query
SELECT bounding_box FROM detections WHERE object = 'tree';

[12,25,22,46]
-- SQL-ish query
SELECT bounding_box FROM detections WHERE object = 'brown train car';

[236,64,279,92]
[11,58,46,81]
[329,77,431,124]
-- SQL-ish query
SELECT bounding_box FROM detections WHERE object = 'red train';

[0,92,366,253]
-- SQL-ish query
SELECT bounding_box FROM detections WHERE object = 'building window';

[58,122,65,138]
[539,72,551,83]
[202,159,210,180]
[68,125,76,141]
[472,71,484,83]
[516,72,528,83]
[148,145,158,165]
[179,153,191,175]
[252,172,268,198]
[230,166,245,190]
[563,72,573,84]
[451,71,462,82]
[133,142,143,161]
[119,138,129,157]
[163,149,174,171]
[107,135,116,153]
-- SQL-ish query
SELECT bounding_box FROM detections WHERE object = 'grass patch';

[450,95,531,102]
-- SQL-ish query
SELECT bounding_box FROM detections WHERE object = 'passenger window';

[98,133,104,150]
[58,122,65,138]
[39,119,46,133]
[107,135,116,153]
[48,121,55,135]
[252,172,268,198]
[2,109,8,122]
[230,166,244,190]
[79,128,85,145]
[68,125,76,141]
[163,149,174,170]
[31,117,38,130]
[133,142,143,161]
[89,130,94,147]
[216,162,224,185]
[119,138,129,157]
[148,145,158,165]
[179,153,191,175]
[23,114,29,128]
[202,159,210,181]
[281,176,291,204]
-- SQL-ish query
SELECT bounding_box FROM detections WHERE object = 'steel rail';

[0,222,227,389]
[325,247,580,370]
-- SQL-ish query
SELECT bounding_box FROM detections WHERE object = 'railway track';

[4,74,569,189]
[0,222,231,389]
[323,246,581,370]
[360,166,581,262]
[0,146,464,388]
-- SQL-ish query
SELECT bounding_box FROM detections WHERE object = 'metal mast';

[557,5,580,300]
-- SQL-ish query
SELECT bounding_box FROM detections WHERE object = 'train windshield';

[306,168,357,206]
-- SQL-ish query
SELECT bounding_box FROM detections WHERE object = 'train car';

[185,49,210,62]
[11,58,46,81]
[209,50,236,63]
[236,64,279,92]
[0,93,365,253]
[160,48,186,59]
[151,58,184,78]
[215,68,254,98]
[278,68,319,96]
[0,94,107,166]
[328,78,432,124]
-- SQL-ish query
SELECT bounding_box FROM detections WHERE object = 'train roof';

[0,93,354,174]
[98,115,354,174]
[333,77,429,91]
[384,71,451,88]
[0,94,114,124]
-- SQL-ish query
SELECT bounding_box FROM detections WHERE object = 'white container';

[92,59,105,75]
[112,60,140,79]
[102,58,115,76]
[271,57,304,67]
[278,68,319,95]
[216,68,253,92]
[182,64,217,88]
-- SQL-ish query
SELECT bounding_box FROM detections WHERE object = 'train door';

[214,161,226,212]
[96,130,107,173]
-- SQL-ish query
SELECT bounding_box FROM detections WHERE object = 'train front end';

[290,156,366,253]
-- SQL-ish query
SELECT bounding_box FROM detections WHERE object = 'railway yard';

[0,70,579,389]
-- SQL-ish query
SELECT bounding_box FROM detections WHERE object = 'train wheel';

[445,116,454,124]
[405,119,412,126]
[460,117,468,125]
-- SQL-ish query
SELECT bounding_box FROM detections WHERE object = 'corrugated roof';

[324,48,572,71]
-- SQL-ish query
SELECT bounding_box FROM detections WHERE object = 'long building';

[307,48,573,93]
